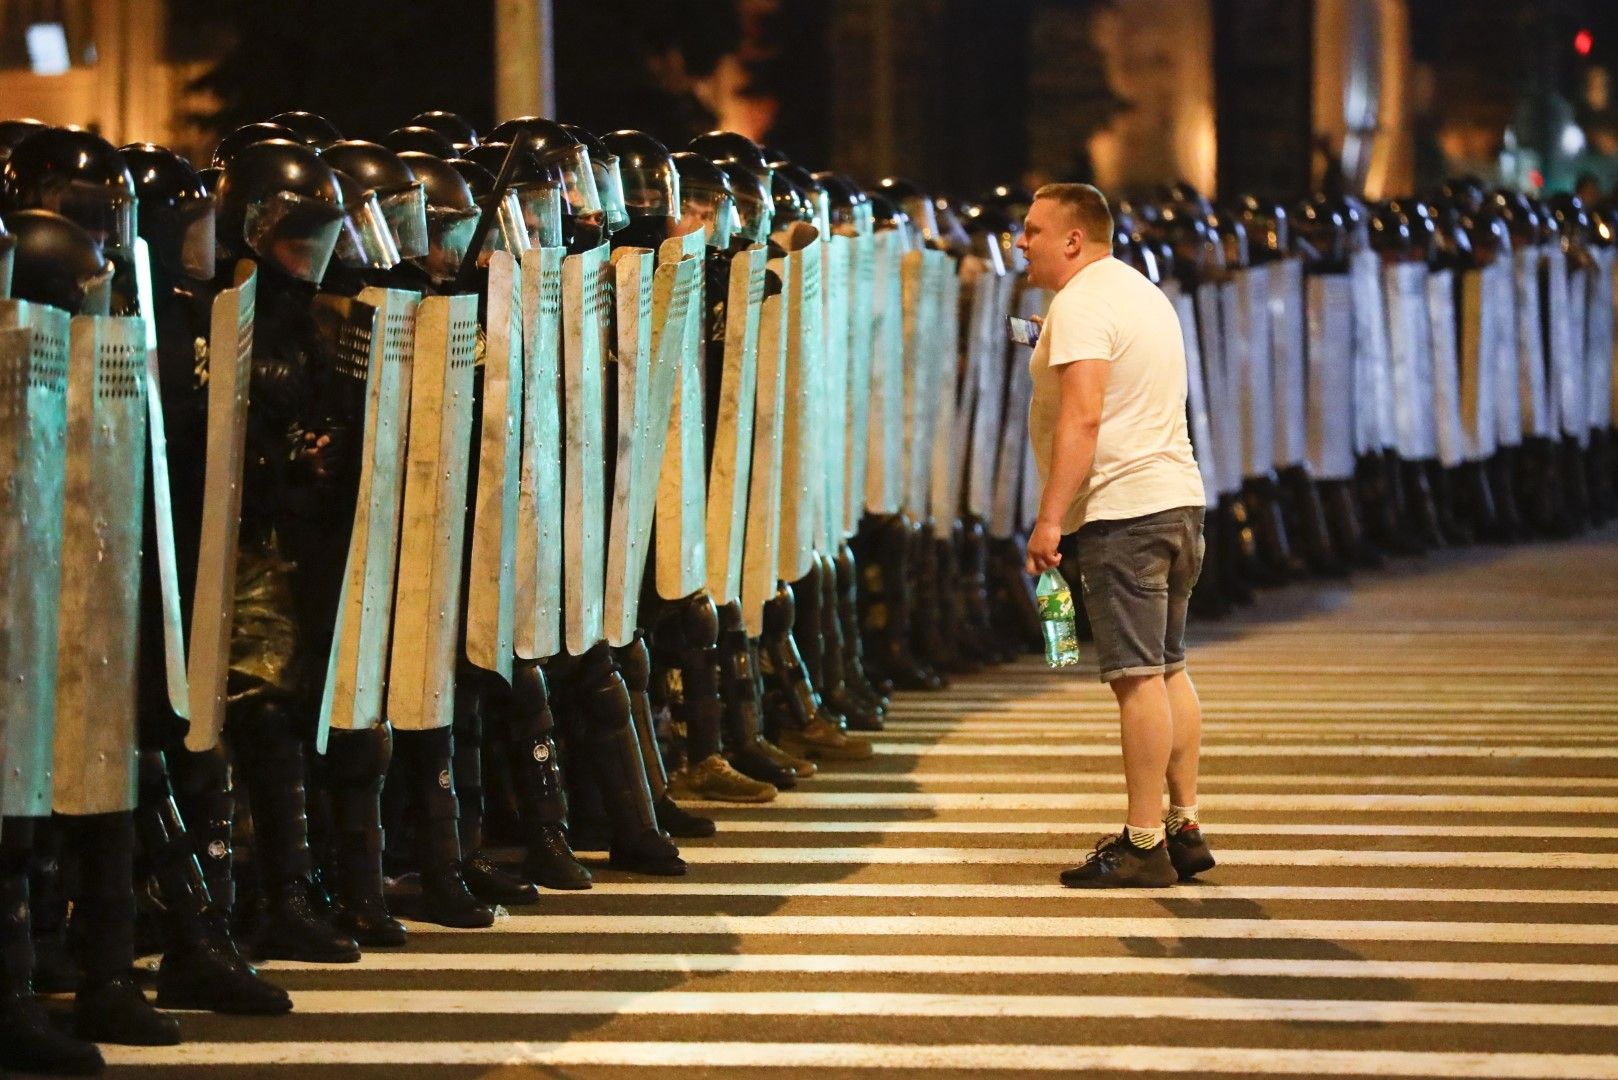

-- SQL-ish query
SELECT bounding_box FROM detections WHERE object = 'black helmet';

[1291,198,1348,268]
[602,130,680,224]
[1236,195,1289,263]
[1208,208,1250,268]
[463,142,560,250]
[211,122,300,169]
[0,214,12,298]
[485,117,604,227]
[877,177,939,246]
[772,161,829,238]
[410,111,479,155]
[322,140,429,259]
[931,195,972,256]
[561,124,629,233]
[869,191,918,251]
[669,151,734,250]
[383,126,458,159]
[199,166,222,195]
[814,171,871,233]
[689,131,772,192]
[216,139,346,284]
[329,168,400,270]
[716,161,771,243]
[449,156,530,257]
[0,118,48,165]
[981,183,1033,222]
[1,209,114,314]
[397,151,479,284]
[770,168,811,228]
[119,142,216,281]
[267,111,343,149]
[1,127,137,253]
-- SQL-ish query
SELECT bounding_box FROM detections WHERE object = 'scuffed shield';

[1546,249,1587,444]
[1588,246,1616,432]
[932,257,970,538]
[989,282,1043,539]
[741,261,788,635]
[776,223,823,583]
[0,304,69,816]
[1232,266,1275,478]
[53,314,148,815]
[1268,258,1308,469]
[706,245,768,606]
[317,288,417,747]
[864,230,905,515]
[1485,258,1521,449]
[843,230,877,531]
[466,251,523,679]
[917,248,958,535]
[1512,245,1551,439]
[516,245,566,659]
[386,293,477,732]
[1383,261,1438,461]
[1427,269,1466,469]
[185,261,255,753]
[562,242,611,655]
[0,235,12,299]
[654,229,709,601]
[966,268,1016,519]
[1454,269,1497,463]
[1197,282,1242,497]
[1350,249,1395,454]
[1305,273,1357,481]
[1165,281,1220,505]
[898,248,931,520]
[819,232,853,545]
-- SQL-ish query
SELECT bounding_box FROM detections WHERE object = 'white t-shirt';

[1028,255,1204,531]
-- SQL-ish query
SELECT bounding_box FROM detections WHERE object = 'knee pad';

[762,584,796,632]
[327,725,392,787]
[616,634,652,694]
[510,659,556,737]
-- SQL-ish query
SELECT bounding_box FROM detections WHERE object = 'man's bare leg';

[1109,674,1172,829]
[1164,668,1202,809]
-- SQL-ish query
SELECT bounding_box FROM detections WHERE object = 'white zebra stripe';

[703,819,1618,839]
[689,791,1617,811]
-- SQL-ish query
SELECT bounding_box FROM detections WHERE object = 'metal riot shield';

[1486,258,1521,450]
[1588,246,1615,434]
[516,245,565,659]
[1268,258,1308,470]
[967,268,1015,520]
[741,259,789,635]
[1350,249,1396,455]
[133,238,189,719]
[706,245,768,606]
[386,293,477,732]
[843,230,877,532]
[1455,269,1497,463]
[819,232,853,545]
[1165,281,1221,505]
[562,243,611,655]
[933,257,972,538]
[989,282,1043,539]
[865,230,905,515]
[1427,269,1467,469]
[318,288,417,748]
[466,251,523,679]
[1198,282,1243,498]
[1232,265,1275,478]
[185,261,255,752]
[918,248,958,537]
[1305,274,1358,481]
[0,235,11,299]
[898,247,931,520]
[1383,261,1438,462]
[1547,248,1587,445]
[0,304,69,817]
[53,315,148,815]
[654,229,709,600]
[774,223,823,584]
[1513,245,1552,439]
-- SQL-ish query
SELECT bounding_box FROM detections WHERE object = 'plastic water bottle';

[1035,568,1081,667]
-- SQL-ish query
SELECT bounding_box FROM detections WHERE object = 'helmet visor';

[50,181,137,252]
[680,187,734,249]
[425,205,479,283]
[78,260,115,316]
[378,182,429,260]
[513,183,562,249]
[0,233,14,299]
[544,143,602,219]
[900,196,938,244]
[732,175,772,243]
[624,158,681,221]
[335,188,401,269]
[245,190,346,283]
[595,154,629,232]
[177,199,218,281]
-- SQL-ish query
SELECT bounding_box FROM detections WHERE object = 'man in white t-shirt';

[1018,183,1213,889]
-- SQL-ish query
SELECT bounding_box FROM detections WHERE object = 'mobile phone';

[1008,316,1041,347]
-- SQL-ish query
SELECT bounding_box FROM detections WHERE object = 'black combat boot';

[1487,447,1527,541]
[986,534,1046,656]
[715,601,806,787]
[761,585,873,762]
[618,633,714,838]
[855,515,939,690]
[834,543,890,714]
[1277,464,1349,576]
[454,678,544,904]
[908,519,958,679]
[325,727,408,946]
[395,727,494,929]
[818,552,883,730]
[504,661,592,891]
[1241,475,1296,583]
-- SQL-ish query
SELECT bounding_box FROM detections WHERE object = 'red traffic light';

[1575,28,1594,56]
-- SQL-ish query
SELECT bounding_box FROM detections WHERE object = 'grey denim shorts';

[1071,505,1205,682]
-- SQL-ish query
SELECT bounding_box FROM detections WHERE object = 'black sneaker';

[1060,832,1177,888]
[1166,823,1216,880]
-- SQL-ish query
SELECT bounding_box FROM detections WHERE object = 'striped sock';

[1164,804,1199,834]
[1125,824,1165,850]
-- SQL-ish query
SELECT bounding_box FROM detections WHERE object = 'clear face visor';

[378,182,429,260]
[176,199,217,280]
[809,190,831,239]
[900,196,938,244]
[594,154,629,232]
[973,233,1006,276]
[623,159,681,221]
[78,260,115,315]
[548,144,603,222]
[854,201,874,236]
[49,182,137,252]
[334,188,401,270]
[244,190,346,284]
[732,182,772,244]
[0,234,15,299]
[680,186,734,249]
[424,205,479,283]
[510,182,562,250]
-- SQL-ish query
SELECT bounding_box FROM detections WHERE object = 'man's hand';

[299,431,334,479]
[1025,519,1063,574]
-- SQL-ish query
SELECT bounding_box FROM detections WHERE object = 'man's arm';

[1025,357,1108,572]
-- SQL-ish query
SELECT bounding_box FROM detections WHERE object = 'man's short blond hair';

[1034,182,1114,249]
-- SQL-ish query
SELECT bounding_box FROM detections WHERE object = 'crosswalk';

[104,531,1618,1078]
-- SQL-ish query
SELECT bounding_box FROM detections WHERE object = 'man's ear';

[1067,226,1085,251]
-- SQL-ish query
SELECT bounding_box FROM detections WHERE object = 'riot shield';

[1198,282,1242,498]
[0,304,69,817]
[776,223,823,583]
[1455,269,1497,463]
[1165,281,1221,504]
[1427,269,1466,469]
[185,261,256,753]
[706,246,768,606]
[865,230,905,515]
[318,288,417,747]
[1546,249,1587,444]
[919,248,959,537]
[741,259,789,635]
[989,282,1043,539]
[386,293,478,732]
[654,229,709,601]
[1269,258,1308,470]
[1513,245,1552,439]
[53,314,148,815]
[1588,246,1616,434]
[466,251,523,679]
[1384,261,1438,462]
[844,230,877,529]
[898,247,931,520]
[931,257,970,538]
[1486,258,1521,449]
[516,245,566,660]
[562,242,611,655]
[819,232,853,545]
[1232,265,1275,479]
[1350,249,1395,455]
[1305,274,1357,481]
[966,269,1015,519]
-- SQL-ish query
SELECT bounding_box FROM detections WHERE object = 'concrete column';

[1314,0,1413,198]
[495,0,555,121]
